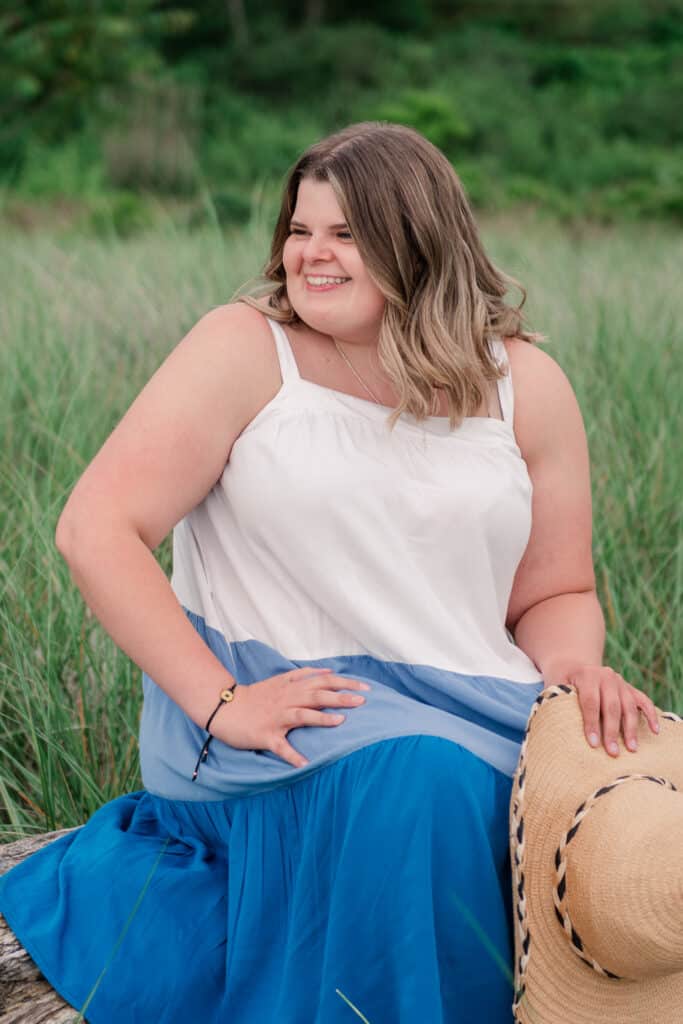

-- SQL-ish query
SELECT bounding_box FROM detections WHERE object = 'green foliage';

[202,93,321,185]
[370,90,473,158]
[1,6,682,225]
[100,74,202,194]
[188,187,254,229]
[6,133,105,197]
[83,191,157,238]
[223,21,433,114]
[438,0,683,44]
[0,3,195,139]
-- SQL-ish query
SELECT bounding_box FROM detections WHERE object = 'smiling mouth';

[304,276,351,291]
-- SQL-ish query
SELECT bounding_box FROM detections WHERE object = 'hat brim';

[510,685,683,1024]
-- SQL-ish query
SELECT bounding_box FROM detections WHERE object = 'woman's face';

[282,177,386,343]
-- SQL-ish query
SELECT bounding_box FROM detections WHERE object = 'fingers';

[270,735,310,770]
[571,667,661,758]
[575,681,601,750]
[632,688,660,736]
[601,676,662,757]
[309,687,367,710]
[267,671,371,770]
[599,673,623,757]
[286,668,371,691]
[286,667,334,682]
[270,700,360,768]
[287,708,347,728]
[620,691,641,752]
[308,674,371,692]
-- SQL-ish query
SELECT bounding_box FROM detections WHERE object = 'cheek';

[370,290,387,320]
[282,240,298,275]
[359,273,386,313]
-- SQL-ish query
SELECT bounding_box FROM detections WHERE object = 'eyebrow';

[289,219,349,229]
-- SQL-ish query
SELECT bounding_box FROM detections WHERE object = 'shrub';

[83,191,156,238]
[101,76,202,195]
[369,89,473,158]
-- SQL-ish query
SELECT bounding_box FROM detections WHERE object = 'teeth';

[306,276,350,286]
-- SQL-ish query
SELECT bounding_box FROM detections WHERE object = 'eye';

[288,228,353,240]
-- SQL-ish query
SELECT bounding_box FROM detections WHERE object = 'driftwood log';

[0,830,80,1023]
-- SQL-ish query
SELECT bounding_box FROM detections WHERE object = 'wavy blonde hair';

[235,120,544,430]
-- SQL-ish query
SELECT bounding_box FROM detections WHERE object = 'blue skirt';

[0,736,515,1023]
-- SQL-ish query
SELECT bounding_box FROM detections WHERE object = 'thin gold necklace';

[333,338,383,405]
[333,338,441,414]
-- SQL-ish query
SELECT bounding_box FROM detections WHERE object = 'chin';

[289,295,330,325]
[296,309,335,333]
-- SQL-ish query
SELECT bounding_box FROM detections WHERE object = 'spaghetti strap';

[490,336,514,425]
[266,317,301,384]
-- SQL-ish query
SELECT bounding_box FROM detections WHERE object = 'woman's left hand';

[565,665,660,757]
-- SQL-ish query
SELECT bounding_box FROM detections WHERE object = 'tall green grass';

[1,212,681,840]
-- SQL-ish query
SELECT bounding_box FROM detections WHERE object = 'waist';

[138,665,543,802]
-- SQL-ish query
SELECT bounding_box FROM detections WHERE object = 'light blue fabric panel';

[139,608,544,801]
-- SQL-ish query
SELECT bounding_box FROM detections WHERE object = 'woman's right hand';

[207,667,370,769]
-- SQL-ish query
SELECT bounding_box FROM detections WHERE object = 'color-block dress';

[0,316,544,1023]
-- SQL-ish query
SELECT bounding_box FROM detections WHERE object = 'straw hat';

[509,683,683,1024]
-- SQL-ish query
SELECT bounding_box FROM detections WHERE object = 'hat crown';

[564,777,683,980]
[511,686,683,1023]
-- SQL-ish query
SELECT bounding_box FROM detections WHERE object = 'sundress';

[0,315,544,1023]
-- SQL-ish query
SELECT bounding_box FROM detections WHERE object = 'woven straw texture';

[510,685,683,1024]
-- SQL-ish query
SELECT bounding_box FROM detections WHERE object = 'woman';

[0,121,660,1022]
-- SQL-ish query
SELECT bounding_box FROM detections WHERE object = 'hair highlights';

[235,121,544,429]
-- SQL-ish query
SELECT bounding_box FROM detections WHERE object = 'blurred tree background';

[1,0,682,234]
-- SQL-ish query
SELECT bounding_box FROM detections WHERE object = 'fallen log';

[0,830,80,1023]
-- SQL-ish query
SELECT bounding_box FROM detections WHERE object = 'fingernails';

[359,683,371,690]
[608,741,619,755]
[627,738,638,752]
[588,733,600,748]
[654,721,660,734]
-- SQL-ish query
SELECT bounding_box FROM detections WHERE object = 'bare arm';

[59,531,233,728]
[504,340,659,754]
[55,303,280,728]
[504,339,604,674]
[512,590,605,685]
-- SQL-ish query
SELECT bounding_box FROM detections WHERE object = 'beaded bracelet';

[191,682,238,782]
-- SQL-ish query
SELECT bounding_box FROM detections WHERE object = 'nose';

[301,233,333,262]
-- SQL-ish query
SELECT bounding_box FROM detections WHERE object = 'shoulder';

[188,300,282,390]
[167,301,284,439]
[501,337,586,463]
[192,301,277,356]
[501,337,573,401]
